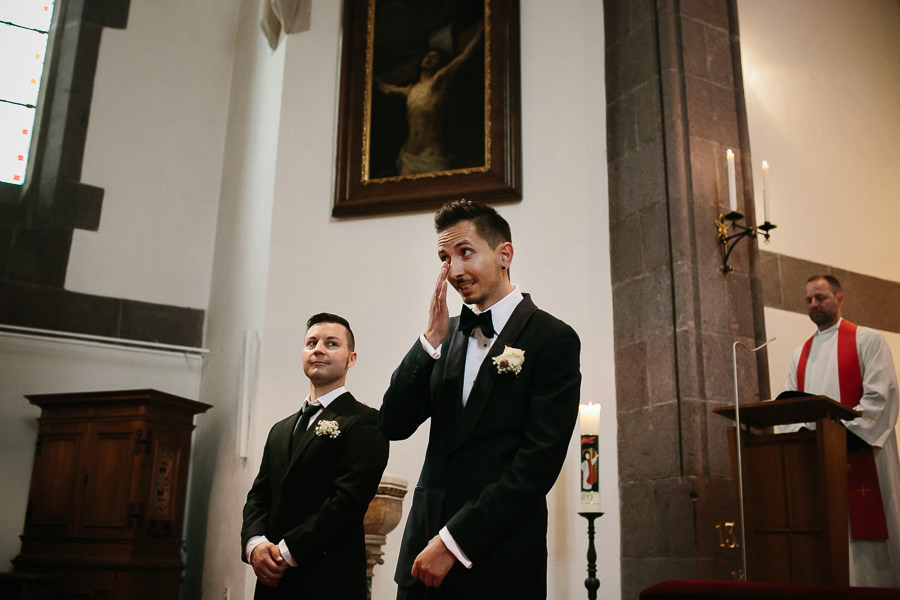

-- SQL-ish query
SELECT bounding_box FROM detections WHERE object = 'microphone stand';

[731,338,775,581]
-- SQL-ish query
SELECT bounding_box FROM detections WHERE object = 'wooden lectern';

[712,395,858,586]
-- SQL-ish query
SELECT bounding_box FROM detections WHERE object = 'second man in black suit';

[381,200,582,599]
[241,313,389,599]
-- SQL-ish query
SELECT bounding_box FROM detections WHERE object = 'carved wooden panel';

[28,430,80,528]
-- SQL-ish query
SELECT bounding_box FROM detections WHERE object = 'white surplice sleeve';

[847,328,900,448]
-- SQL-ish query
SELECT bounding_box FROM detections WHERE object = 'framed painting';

[333,0,522,218]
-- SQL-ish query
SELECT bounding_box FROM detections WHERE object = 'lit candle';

[579,403,602,512]
[726,149,737,213]
[761,160,770,223]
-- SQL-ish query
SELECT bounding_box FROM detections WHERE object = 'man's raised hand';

[425,261,450,348]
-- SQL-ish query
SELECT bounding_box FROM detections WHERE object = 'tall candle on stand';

[726,149,737,213]
[761,160,770,222]
[579,403,602,512]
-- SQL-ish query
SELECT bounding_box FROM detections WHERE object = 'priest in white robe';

[781,274,900,587]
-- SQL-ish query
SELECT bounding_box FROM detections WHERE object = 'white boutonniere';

[493,346,525,376]
[314,420,341,439]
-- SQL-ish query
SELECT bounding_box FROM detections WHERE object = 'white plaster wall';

[191,0,285,597]
[204,1,617,599]
[739,0,900,281]
[0,336,203,570]
[64,0,239,309]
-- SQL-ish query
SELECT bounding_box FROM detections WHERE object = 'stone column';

[604,2,770,597]
[364,473,408,589]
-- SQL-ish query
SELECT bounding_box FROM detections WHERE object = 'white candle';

[579,403,602,512]
[726,149,737,213]
[761,160,770,222]
[580,403,601,434]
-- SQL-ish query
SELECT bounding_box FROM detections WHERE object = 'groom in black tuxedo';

[241,313,389,599]
[381,200,581,599]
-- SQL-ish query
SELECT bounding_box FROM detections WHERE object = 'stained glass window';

[0,1,55,186]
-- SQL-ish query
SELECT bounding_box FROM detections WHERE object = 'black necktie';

[291,401,320,451]
[459,306,495,338]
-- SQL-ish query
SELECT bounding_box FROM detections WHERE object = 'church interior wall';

[64,0,240,309]
[188,0,285,598]
[739,0,900,460]
[2,1,899,600]
[205,2,617,599]
[0,0,240,584]
[739,0,900,282]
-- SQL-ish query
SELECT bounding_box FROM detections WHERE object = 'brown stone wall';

[606,1,770,596]
[760,251,900,334]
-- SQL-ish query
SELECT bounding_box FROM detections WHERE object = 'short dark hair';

[806,274,842,294]
[306,313,355,351]
[434,199,511,249]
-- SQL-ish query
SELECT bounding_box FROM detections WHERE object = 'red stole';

[797,319,889,540]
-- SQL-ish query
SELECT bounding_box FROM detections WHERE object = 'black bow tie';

[459,306,495,338]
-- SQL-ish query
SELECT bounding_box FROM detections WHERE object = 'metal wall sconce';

[716,153,776,276]
[716,211,776,277]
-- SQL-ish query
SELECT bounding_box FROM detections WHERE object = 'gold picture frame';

[333,0,522,217]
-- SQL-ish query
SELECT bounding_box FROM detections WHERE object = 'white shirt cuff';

[245,535,269,563]
[246,536,296,568]
[419,333,442,359]
[279,539,297,567]
[439,526,473,569]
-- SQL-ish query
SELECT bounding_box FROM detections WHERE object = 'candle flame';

[579,402,601,416]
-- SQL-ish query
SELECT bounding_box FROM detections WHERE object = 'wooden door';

[27,423,84,535]
[79,420,144,537]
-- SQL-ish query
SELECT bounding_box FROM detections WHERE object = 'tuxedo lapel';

[283,412,299,456]
[285,393,354,475]
[442,315,467,384]
[437,317,466,442]
[269,412,298,480]
[449,295,538,450]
